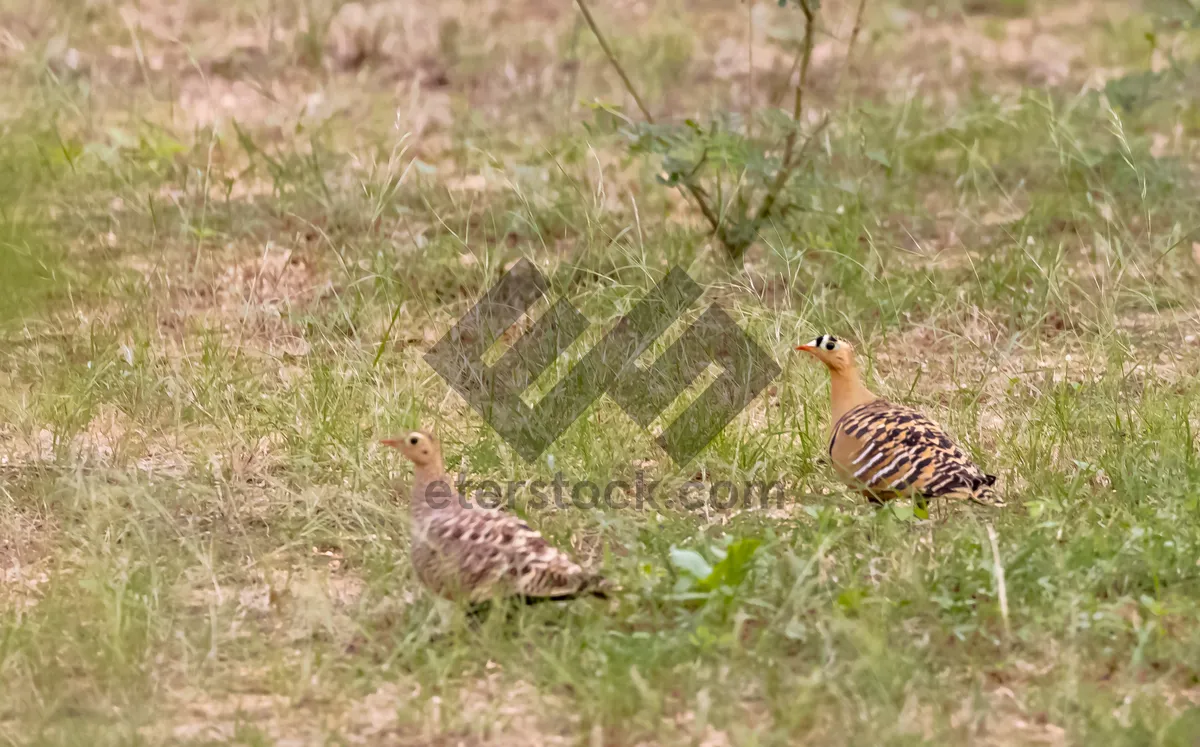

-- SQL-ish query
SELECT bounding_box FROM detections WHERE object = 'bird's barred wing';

[423,509,604,601]
[830,400,999,504]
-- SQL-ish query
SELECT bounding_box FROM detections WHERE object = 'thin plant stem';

[573,0,724,240]
[574,0,868,262]
[752,0,816,229]
[751,0,868,245]
[986,523,1011,638]
[833,0,870,96]
[572,0,655,124]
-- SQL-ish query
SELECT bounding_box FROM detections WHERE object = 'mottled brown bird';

[796,335,1003,509]
[381,431,609,603]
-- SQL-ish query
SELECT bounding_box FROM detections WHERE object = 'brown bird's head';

[381,430,442,468]
[795,334,856,372]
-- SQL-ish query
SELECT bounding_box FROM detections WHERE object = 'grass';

[2,0,1200,744]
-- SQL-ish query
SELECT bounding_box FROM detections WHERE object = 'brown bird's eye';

[825,341,836,351]
[409,435,420,445]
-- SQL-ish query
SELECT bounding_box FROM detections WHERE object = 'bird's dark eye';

[409,436,420,445]
[825,341,836,351]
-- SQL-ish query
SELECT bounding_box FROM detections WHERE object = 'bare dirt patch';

[181,563,371,638]
[144,670,576,745]
[174,74,328,133]
[150,244,332,354]
[450,675,576,745]
[876,0,1134,98]
[0,507,56,614]
[968,686,1068,746]
[141,690,321,744]
[0,406,192,476]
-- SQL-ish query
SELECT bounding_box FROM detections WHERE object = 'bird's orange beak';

[380,437,404,448]
[795,344,817,352]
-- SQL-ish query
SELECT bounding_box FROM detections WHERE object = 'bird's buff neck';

[410,460,455,518]
[829,363,877,425]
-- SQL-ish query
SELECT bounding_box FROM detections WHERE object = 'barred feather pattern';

[828,399,1003,507]
[411,496,609,603]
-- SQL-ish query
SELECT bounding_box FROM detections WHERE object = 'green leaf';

[670,548,713,580]
[784,618,807,640]
[697,537,761,592]
[760,108,802,138]
[1104,69,1175,113]
[661,155,694,178]
[837,587,865,612]
[865,149,891,168]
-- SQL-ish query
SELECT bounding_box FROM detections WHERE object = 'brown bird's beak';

[379,437,404,449]
[795,344,817,352]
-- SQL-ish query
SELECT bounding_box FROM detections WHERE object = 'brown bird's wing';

[829,399,1003,507]
[418,508,607,602]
